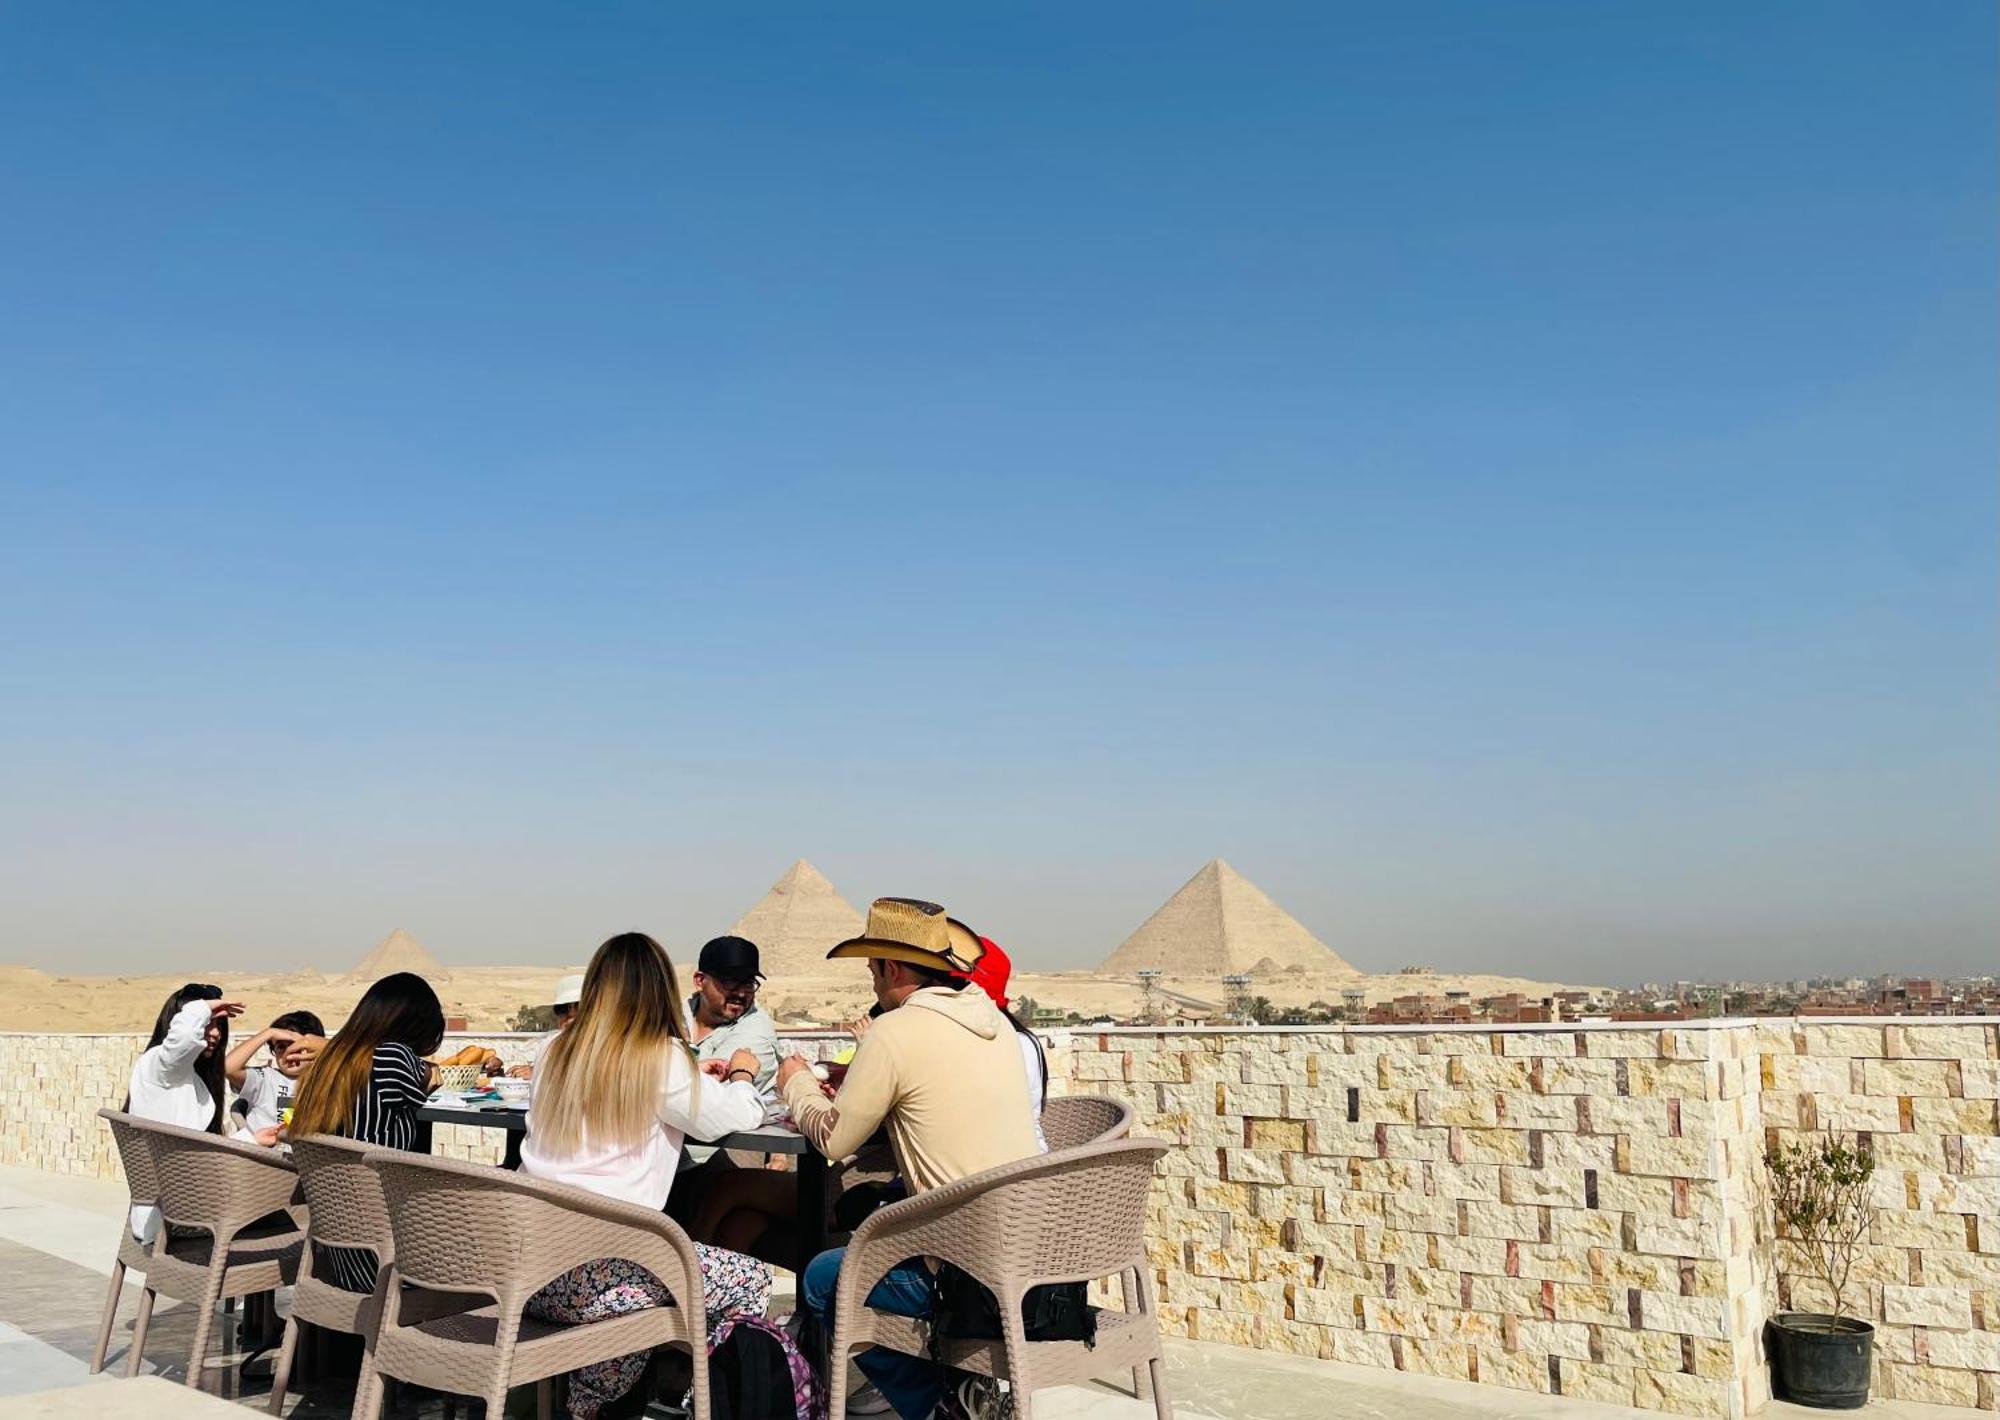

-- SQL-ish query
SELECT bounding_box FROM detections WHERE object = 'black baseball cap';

[697,936,764,983]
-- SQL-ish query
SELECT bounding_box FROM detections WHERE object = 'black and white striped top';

[322,1042,431,1293]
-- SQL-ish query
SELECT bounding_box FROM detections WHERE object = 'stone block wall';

[5,1019,1995,1415]
[1751,1021,2000,1409]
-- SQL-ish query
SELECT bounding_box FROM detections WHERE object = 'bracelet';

[727,1068,754,1082]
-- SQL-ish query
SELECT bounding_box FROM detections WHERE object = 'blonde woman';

[522,933,773,1420]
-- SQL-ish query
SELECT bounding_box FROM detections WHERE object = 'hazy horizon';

[2,4,1994,985]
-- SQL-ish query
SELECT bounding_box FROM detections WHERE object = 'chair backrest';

[99,1108,161,1206]
[1039,1094,1133,1151]
[132,1115,301,1235]
[292,1134,395,1261]
[856,1137,1168,1294]
[367,1151,703,1325]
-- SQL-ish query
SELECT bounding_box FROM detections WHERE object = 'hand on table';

[506,1063,534,1079]
[252,1125,282,1148]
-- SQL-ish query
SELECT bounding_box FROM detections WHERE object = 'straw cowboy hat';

[827,897,985,976]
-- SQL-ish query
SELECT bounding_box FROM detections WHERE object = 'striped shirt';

[322,1042,431,1293]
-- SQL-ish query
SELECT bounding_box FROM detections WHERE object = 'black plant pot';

[1767,1313,1874,1409]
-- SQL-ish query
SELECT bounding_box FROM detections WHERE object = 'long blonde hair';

[531,933,696,1154]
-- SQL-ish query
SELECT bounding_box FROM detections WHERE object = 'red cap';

[957,935,1012,1012]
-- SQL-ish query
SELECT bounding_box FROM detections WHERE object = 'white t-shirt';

[1018,1029,1049,1154]
[522,1044,764,1209]
[231,1064,295,1139]
[126,999,218,1239]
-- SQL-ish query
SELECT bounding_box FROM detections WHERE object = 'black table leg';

[503,1130,523,1171]
[796,1150,828,1273]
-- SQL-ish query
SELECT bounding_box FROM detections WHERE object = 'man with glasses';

[686,935,779,1090]
[670,936,783,1240]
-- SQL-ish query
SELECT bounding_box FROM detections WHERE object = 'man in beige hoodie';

[776,897,1036,1420]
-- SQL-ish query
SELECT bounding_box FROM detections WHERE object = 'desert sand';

[0,961,1588,1035]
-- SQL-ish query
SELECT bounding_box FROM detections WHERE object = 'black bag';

[932,1263,1098,1347]
[707,1321,804,1420]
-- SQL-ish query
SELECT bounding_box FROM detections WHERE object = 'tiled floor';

[0,1164,1976,1420]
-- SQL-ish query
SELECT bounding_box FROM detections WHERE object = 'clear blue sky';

[1,3,1993,983]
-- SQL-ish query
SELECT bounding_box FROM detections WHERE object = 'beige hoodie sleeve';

[782,1027,900,1160]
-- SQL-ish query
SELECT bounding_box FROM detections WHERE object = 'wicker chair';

[1038,1094,1133,1151]
[270,1136,485,1416]
[361,1151,717,1420]
[91,1109,163,1374]
[123,1116,306,1388]
[826,1137,1172,1420]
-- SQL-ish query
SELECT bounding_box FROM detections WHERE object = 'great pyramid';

[345,928,446,983]
[726,860,866,978]
[1098,859,1356,978]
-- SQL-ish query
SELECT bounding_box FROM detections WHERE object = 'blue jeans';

[801,1246,938,1420]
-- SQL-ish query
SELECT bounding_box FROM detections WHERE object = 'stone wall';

[1050,1019,1999,1416]
[5,1019,1995,1415]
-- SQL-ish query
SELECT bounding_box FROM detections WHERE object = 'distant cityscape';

[1020,971,2000,1029]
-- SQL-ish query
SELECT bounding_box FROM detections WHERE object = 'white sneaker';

[847,1381,895,1416]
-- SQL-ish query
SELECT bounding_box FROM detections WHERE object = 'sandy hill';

[0,960,1595,1034]
[726,860,865,977]
[1098,859,1356,978]
[345,929,445,983]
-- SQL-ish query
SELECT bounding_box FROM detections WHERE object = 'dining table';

[413,1099,831,1269]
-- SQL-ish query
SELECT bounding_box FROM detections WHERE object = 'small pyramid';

[1098,860,1356,977]
[346,928,445,983]
[727,860,866,978]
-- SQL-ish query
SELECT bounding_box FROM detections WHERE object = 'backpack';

[932,1263,1098,1348]
[704,1315,824,1420]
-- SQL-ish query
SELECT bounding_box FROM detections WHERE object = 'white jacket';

[126,999,217,1239]
[522,1044,763,1209]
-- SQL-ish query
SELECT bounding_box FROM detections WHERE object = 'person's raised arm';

[224,1028,287,1090]
[157,999,241,1072]
[778,1031,896,1160]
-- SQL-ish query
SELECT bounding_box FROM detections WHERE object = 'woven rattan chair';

[362,1150,717,1420]
[270,1136,485,1416]
[826,1137,1172,1420]
[1034,1092,1151,1397]
[91,1109,163,1373]
[124,1116,306,1387]
[1038,1094,1133,1151]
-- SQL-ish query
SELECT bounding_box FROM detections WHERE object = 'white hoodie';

[126,999,218,1240]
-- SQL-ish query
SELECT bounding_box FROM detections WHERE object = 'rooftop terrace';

[0,1163,1968,1420]
[5,1018,1996,1418]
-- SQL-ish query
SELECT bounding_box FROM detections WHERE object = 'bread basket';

[437,1063,481,1092]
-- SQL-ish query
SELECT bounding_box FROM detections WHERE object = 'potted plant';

[1765,1135,1876,1408]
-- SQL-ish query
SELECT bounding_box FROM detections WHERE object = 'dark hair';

[289,973,445,1139]
[904,963,968,992]
[269,1010,325,1037]
[1004,1007,1049,1105]
[133,983,228,1133]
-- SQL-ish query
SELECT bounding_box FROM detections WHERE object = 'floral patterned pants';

[525,1246,772,1420]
